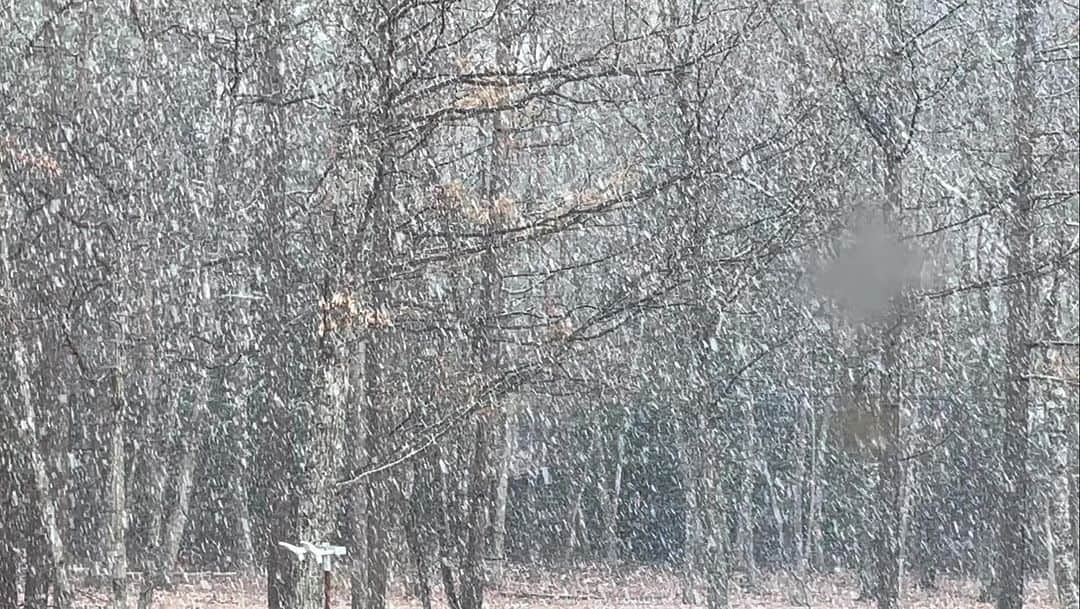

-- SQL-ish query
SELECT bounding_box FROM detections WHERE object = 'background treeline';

[0,1,1077,609]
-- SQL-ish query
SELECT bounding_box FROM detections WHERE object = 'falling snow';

[0,1,1077,609]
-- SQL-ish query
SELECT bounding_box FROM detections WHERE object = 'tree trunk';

[1069,392,1080,608]
[998,0,1036,605]
[794,399,809,584]
[460,420,492,609]
[491,400,516,573]
[875,2,906,606]
[914,468,939,591]
[436,445,462,609]
[702,442,729,609]
[899,457,915,593]
[595,420,626,565]
[0,444,16,609]
[260,0,300,601]
[345,444,370,609]
[405,459,433,609]
[976,226,1000,604]
[606,428,626,564]
[761,459,787,568]
[364,476,389,609]
[1039,263,1077,608]
[163,434,199,573]
[2,189,74,609]
[459,7,513,606]
[679,420,701,605]
[25,523,51,609]
[809,403,830,571]
[789,400,810,606]
[106,363,129,609]
[560,471,585,564]
[1047,499,1058,599]
[360,175,392,609]
[104,361,129,609]
[231,355,256,574]
[232,472,256,573]
[735,396,758,587]
[163,274,213,576]
[137,435,166,609]
[875,293,902,609]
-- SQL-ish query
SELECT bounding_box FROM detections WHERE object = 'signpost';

[277,541,347,609]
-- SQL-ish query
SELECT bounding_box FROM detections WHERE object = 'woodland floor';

[72,566,1059,609]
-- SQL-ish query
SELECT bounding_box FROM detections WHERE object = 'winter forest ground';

[71,567,1059,609]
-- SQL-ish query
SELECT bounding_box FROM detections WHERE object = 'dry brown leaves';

[71,567,1059,609]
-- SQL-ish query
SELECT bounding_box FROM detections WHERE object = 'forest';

[0,0,1077,608]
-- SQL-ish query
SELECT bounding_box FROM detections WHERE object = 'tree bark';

[163,432,199,573]
[679,419,702,606]
[3,187,74,609]
[997,0,1036,605]
[794,398,809,590]
[24,520,51,609]
[162,274,212,578]
[230,348,256,574]
[405,459,433,609]
[345,359,370,609]
[0,444,16,609]
[875,237,902,609]
[436,445,462,609]
[491,400,516,572]
[602,427,626,565]
[735,396,758,586]
[809,402,830,572]
[1069,391,1080,608]
[106,364,129,609]
[137,429,166,609]
[359,161,393,609]
[702,437,729,609]
[874,2,906,607]
[460,419,493,609]
[260,0,300,601]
